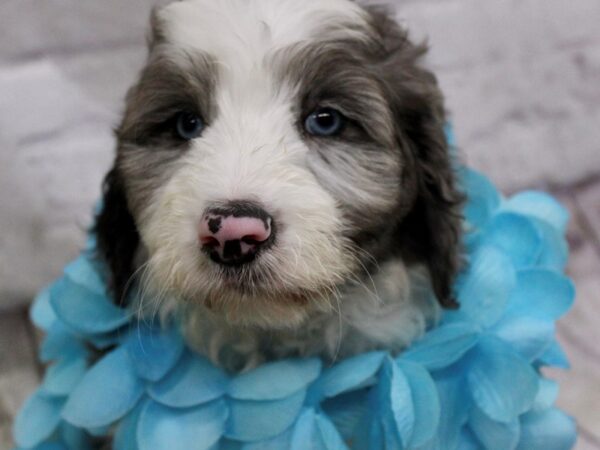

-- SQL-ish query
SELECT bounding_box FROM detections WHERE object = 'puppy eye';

[175,112,205,140]
[305,108,345,137]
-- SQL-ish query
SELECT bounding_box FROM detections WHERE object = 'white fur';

[159,0,372,58]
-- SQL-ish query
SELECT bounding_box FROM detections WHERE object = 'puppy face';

[97,0,462,330]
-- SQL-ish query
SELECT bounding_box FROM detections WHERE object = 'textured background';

[0,1,599,448]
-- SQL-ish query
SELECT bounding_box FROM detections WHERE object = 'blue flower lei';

[13,164,577,450]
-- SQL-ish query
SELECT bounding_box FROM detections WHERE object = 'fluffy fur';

[95,0,463,372]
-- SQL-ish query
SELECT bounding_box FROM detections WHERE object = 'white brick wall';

[1,0,599,308]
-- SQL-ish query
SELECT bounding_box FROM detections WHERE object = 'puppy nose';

[199,202,274,265]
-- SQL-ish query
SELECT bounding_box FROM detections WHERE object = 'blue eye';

[305,108,345,137]
[175,112,205,140]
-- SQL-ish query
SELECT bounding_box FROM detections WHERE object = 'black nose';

[199,201,275,266]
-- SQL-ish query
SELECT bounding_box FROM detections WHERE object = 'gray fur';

[273,6,464,304]
[115,46,218,216]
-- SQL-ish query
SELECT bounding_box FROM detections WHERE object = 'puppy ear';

[93,6,165,306]
[369,8,464,308]
[94,166,140,306]
[400,125,464,310]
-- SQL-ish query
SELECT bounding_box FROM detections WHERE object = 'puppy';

[95,0,463,372]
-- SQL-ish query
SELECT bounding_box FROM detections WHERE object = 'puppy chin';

[205,289,320,330]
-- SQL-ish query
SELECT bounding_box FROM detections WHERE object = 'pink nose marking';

[199,214,272,263]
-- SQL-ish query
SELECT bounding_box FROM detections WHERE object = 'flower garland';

[13,165,577,450]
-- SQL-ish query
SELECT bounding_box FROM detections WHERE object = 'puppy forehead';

[157,0,371,58]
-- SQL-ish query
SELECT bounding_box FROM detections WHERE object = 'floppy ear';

[94,166,140,306]
[92,8,168,306]
[399,120,464,309]
[369,8,464,308]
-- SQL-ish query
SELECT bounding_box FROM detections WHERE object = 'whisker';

[330,285,344,365]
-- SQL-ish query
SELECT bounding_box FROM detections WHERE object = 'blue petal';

[532,379,559,412]
[40,357,88,397]
[459,168,502,228]
[483,212,542,269]
[60,422,93,450]
[241,429,293,450]
[462,229,484,256]
[469,406,520,450]
[425,367,471,450]
[445,123,457,148]
[40,322,88,363]
[87,329,125,350]
[314,412,349,450]
[63,255,107,296]
[352,414,385,450]
[289,408,317,450]
[125,324,184,382]
[457,246,517,327]
[456,427,482,450]
[531,219,569,271]
[506,269,575,321]
[86,425,111,437]
[308,352,385,401]
[289,408,348,450]
[321,389,369,441]
[30,287,56,332]
[492,316,555,362]
[229,358,321,401]
[401,323,480,371]
[148,353,228,408]
[62,346,144,428]
[114,400,147,450]
[14,443,68,450]
[13,391,65,448]
[383,408,406,450]
[374,358,414,447]
[467,336,539,423]
[516,410,577,450]
[537,341,570,369]
[397,361,440,447]
[85,233,98,251]
[137,400,228,450]
[220,440,242,450]
[503,191,569,234]
[226,389,306,442]
[50,277,129,335]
